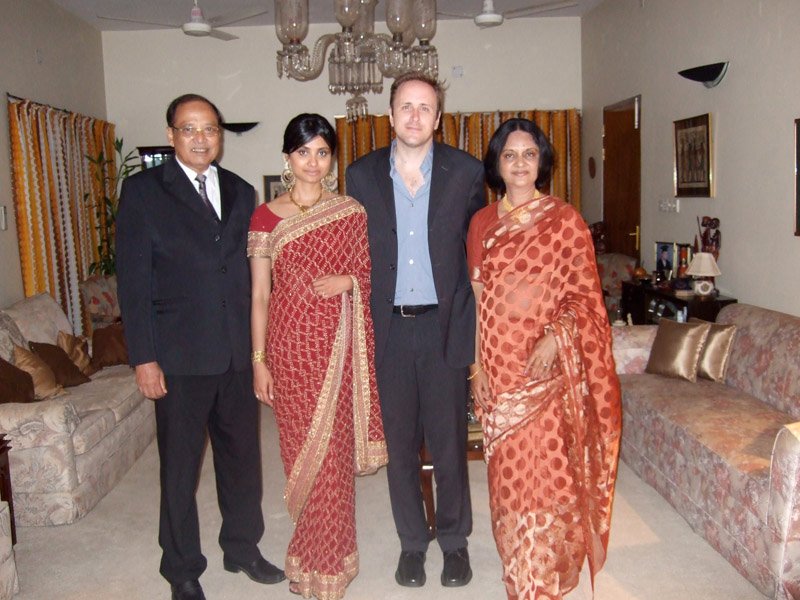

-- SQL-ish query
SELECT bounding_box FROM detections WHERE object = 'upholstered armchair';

[596,253,636,320]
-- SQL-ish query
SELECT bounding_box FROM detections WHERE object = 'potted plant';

[84,138,140,276]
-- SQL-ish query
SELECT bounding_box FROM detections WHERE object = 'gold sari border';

[286,550,359,600]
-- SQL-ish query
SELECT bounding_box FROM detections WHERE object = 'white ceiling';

[49,0,602,32]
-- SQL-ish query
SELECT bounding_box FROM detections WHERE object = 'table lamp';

[685,252,721,296]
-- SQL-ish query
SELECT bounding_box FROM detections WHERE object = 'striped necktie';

[195,174,219,220]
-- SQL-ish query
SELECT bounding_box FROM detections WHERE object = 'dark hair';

[483,118,554,194]
[166,93,223,127]
[660,245,670,252]
[282,113,337,155]
[389,71,445,115]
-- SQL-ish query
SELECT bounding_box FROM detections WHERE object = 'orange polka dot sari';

[467,196,621,600]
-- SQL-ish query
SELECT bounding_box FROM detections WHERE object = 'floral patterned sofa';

[0,293,155,526]
[612,304,800,600]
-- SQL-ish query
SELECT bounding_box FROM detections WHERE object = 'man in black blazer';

[116,94,283,600]
[346,73,485,589]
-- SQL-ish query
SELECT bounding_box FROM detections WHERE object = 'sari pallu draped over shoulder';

[248,196,388,522]
[475,196,621,599]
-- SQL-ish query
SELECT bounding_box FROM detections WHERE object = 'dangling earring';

[322,170,338,193]
[281,157,295,192]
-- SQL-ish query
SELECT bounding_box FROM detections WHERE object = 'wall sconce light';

[678,62,729,88]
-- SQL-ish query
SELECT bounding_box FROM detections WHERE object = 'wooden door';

[603,97,641,261]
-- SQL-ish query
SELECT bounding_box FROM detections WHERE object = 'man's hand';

[135,361,167,399]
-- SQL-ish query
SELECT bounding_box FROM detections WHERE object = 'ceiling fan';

[97,0,268,41]
[439,0,580,29]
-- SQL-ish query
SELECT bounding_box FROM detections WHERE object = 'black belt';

[393,304,438,317]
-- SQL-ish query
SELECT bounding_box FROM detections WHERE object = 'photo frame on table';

[795,118,800,236]
[263,175,285,203]
[654,241,676,279]
[674,113,713,197]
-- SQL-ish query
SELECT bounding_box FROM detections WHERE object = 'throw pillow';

[57,330,98,377]
[91,323,129,369]
[29,342,91,388]
[13,345,63,399]
[0,356,35,403]
[689,318,737,383]
[645,319,711,382]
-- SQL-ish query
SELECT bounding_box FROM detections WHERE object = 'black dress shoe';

[223,555,286,584]
[441,547,472,587]
[395,550,426,587]
[171,579,205,600]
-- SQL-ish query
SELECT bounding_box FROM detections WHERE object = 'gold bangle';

[467,367,483,381]
[251,350,267,363]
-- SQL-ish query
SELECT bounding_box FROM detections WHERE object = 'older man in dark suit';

[116,94,283,600]
[345,73,485,589]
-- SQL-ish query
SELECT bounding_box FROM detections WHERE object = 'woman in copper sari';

[466,118,621,600]
[248,113,387,599]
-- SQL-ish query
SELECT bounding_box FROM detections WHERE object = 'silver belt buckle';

[400,305,415,318]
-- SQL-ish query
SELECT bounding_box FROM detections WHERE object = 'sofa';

[612,303,800,599]
[0,293,155,526]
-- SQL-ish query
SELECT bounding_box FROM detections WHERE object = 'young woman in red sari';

[248,114,388,599]
[466,118,621,600]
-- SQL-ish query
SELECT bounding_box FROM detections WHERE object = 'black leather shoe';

[171,579,205,600]
[395,550,426,587]
[223,555,286,584]
[441,547,472,587]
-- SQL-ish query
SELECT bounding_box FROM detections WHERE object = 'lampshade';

[685,252,721,277]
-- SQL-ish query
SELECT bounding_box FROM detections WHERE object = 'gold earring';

[322,171,337,193]
[281,158,295,192]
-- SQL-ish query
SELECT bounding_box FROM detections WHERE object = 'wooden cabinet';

[621,281,737,325]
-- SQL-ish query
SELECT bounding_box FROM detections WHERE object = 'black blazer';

[345,142,486,368]
[116,158,255,376]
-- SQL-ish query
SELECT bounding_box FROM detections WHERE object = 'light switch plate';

[658,198,680,213]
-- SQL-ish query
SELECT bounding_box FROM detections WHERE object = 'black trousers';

[155,366,264,584]
[377,310,472,553]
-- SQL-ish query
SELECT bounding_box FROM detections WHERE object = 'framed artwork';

[654,241,676,279]
[795,119,800,236]
[674,113,713,197]
[675,243,693,277]
[263,175,285,203]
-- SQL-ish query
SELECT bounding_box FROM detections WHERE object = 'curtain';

[7,97,116,334]
[336,109,581,210]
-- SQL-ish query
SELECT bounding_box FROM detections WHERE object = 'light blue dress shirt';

[390,141,438,305]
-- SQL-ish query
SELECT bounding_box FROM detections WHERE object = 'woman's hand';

[523,332,558,381]
[312,274,353,299]
[253,362,275,407]
[469,367,491,412]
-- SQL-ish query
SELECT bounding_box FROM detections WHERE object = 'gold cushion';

[645,319,711,382]
[689,318,737,382]
[13,345,63,399]
[57,330,98,376]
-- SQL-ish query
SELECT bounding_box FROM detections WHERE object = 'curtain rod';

[6,92,72,114]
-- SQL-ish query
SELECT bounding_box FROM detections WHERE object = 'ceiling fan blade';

[504,0,579,18]
[436,11,474,18]
[208,29,239,41]
[208,7,269,27]
[96,14,178,28]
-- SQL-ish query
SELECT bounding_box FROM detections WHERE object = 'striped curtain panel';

[336,109,581,210]
[7,98,116,334]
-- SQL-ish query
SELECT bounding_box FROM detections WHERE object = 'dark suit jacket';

[116,158,255,376]
[345,142,485,369]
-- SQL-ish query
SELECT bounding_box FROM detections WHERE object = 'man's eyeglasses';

[172,125,221,138]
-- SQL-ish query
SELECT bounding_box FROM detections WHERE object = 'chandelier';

[275,0,439,120]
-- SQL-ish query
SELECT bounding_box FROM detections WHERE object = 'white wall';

[102,17,582,201]
[582,0,800,315]
[0,0,106,307]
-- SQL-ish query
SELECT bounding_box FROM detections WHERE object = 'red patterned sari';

[467,196,621,600]
[248,195,387,600]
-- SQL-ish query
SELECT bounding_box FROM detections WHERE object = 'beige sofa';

[0,293,155,526]
[612,304,800,600]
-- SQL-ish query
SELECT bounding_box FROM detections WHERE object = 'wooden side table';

[0,436,15,545]
[621,281,737,325]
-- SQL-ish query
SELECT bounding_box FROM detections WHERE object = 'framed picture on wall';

[674,113,713,197]
[795,118,800,236]
[263,175,285,204]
